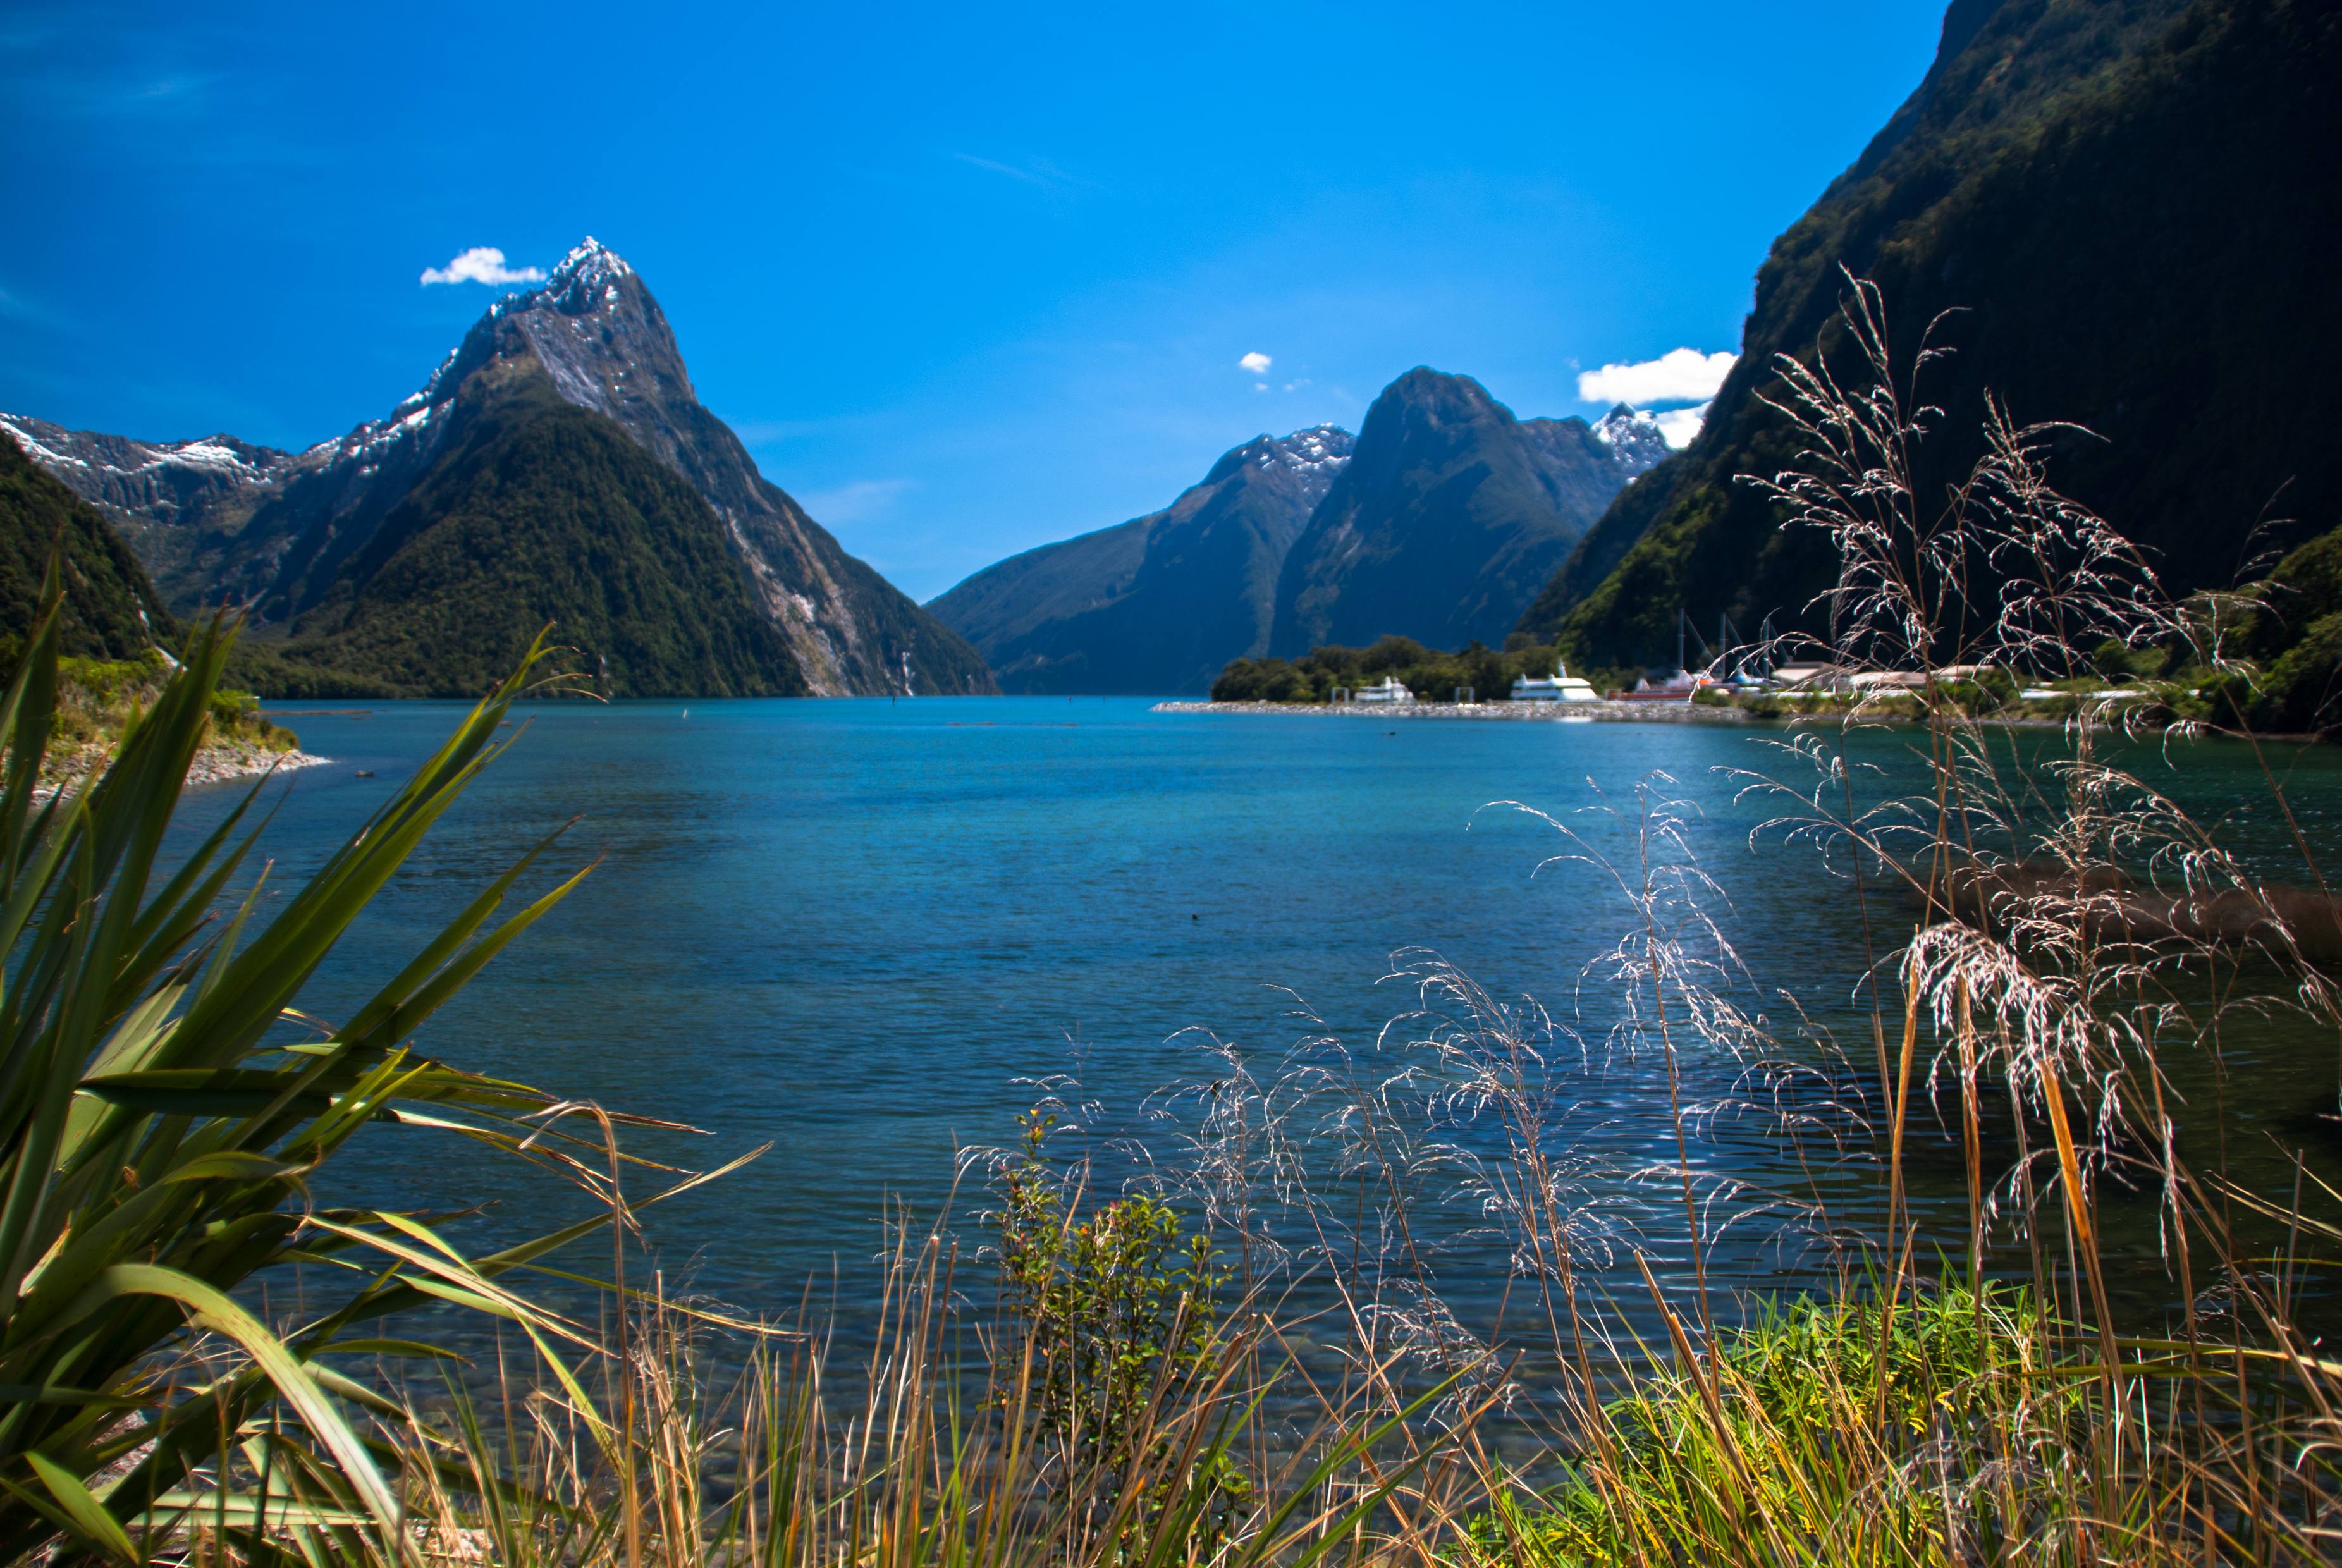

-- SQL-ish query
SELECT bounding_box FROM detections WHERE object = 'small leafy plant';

[991,1108,1247,1542]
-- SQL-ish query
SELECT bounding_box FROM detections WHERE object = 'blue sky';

[1,1,1944,602]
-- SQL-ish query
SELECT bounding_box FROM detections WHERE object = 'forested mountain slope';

[0,435,179,662]
[1522,0,2340,670]
[262,364,810,698]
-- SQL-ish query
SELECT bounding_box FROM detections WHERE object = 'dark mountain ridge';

[1270,369,1656,654]
[1524,0,2341,670]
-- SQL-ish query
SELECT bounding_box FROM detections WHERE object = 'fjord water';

[185,699,2342,1337]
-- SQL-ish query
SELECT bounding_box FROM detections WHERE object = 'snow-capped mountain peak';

[1590,402,1674,469]
[522,236,637,317]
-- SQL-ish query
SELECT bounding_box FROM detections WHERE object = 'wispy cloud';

[946,154,1100,195]
[799,478,917,525]
[1577,347,1736,407]
[419,247,546,286]
[955,153,1054,188]
[0,282,58,326]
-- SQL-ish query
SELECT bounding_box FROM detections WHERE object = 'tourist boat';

[1607,668,1706,702]
[1352,675,1413,704]
[1511,664,1599,703]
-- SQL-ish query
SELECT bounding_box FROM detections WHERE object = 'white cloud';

[1577,347,1736,407]
[1652,402,1710,450]
[419,247,546,286]
[1238,351,1272,376]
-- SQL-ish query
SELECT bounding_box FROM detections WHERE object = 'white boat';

[1353,675,1413,704]
[1511,663,1599,703]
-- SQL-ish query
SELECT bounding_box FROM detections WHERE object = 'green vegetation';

[0,569,620,1563]
[36,649,303,790]
[2228,523,2342,734]
[268,368,809,699]
[1471,1285,2070,1564]
[1210,634,1630,703]
[1,434,178,665]
[992,1110,1245,1545]
[1532,0,2341,678]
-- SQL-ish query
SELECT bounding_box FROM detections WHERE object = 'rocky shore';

[35,743,333,804]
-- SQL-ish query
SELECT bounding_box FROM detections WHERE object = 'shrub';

[991,1109,1245,1541]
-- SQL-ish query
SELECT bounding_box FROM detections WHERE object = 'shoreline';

[1151,699,1744,724]
[1148,699,2324,741]
[185,744,335,788]
[35,744,334,804]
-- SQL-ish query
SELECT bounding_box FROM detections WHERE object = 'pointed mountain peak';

[543,236,636,302]
[1590,403,1646,443]
[555,235,633,279]
[1364,369,1517,440]
[489,235,642,323]
[1589,403,1671,470]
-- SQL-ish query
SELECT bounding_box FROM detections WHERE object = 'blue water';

[177,697,2342,1344]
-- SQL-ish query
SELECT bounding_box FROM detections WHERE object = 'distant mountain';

[929,375,1668,693]
[930,427,1351,694]
[1269,372,1659,654]
[1523,0,2342,669]
[0,419,298,612]
[4,240,995,698]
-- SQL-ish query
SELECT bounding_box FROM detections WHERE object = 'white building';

[1511,663,1599,703]
[1354,675,1413,704]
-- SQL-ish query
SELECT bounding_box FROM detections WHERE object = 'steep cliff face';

[1269,370,1656,654]
[5,240,994,697]
[931,427,1351,694]
[1527,0,2341,668]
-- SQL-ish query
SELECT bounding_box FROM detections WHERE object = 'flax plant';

[0,574,703,1565]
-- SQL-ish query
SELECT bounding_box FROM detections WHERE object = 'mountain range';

[929,374,1668,694]
[3,240,995,699]
[1521,0,2342,687]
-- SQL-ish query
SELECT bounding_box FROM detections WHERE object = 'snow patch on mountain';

[0,415,84,469]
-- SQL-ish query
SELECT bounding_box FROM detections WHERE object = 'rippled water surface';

[180,697,2342,1338]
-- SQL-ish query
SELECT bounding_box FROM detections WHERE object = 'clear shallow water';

[178,697,2342,1345]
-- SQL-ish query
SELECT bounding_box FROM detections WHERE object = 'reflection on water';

[181,699,2342,1357]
